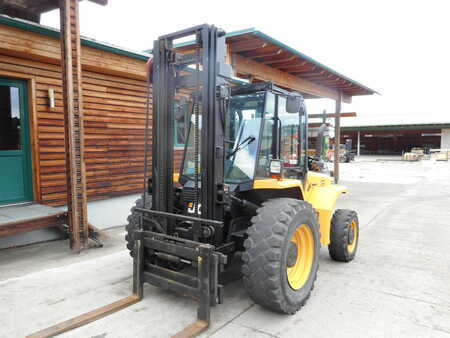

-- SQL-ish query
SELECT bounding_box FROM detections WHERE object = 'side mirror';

[286,93,304,114]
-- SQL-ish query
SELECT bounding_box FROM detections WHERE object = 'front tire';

[125,193,151,256]
[242,198,320,314]
[328,209,359,262]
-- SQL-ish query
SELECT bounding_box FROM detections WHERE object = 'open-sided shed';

[342,122,450,155]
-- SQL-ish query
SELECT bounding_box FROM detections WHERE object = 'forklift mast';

[132,25,233,330]
[150,24,231,228]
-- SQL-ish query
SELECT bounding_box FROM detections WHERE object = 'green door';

[0,78,33,205]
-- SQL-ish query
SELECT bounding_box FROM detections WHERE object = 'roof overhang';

[171,27,378,103]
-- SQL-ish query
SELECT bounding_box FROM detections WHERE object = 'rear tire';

[242,198,320,314]
[328,209,359,262]
[125,193,151,257]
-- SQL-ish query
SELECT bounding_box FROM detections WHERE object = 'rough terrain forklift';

[126,24,359,333]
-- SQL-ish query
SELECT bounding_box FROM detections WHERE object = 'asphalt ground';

[1,159,449,337]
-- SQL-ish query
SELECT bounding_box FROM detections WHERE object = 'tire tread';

[328,209,358,262]
[242,198,319,314]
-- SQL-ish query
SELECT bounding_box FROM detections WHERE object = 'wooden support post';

[59,0,89,251]
[334,92,342,183]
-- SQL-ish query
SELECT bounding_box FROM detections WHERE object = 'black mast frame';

[134,24,230,335]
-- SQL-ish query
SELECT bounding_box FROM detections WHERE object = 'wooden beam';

[59,0,89,251]
[309,112,356,118]
[284,66,316,73]
[312,78,345,86]
[233,54,351,103]
[262,55,297,65]
[229,39,268,53]
[0,212,68,238]
[172,320,209,338]
[309,122,331,128]
[26,295,140,338]
[277,61,310,70]
[293,71,327,79]
[248,49,282,59]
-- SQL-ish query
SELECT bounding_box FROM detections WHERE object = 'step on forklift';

[124,24,360,336]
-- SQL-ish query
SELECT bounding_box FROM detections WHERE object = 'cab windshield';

[224,93,265,183]
[181,90,304,184]
[181,92,266,183]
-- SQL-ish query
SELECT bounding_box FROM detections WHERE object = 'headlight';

[270,160,283,175]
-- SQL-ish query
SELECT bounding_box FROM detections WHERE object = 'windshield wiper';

[226,135,256,159]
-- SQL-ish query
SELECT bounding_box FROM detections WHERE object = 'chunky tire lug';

[328,209,359,262]
[242,198,320,314]
[125,193,152,257]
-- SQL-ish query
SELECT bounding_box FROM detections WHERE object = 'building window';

[174,99,189,148]
[0,85,21,150]
[174,119,186,148]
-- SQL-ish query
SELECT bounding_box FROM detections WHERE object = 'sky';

[41,0,450,126]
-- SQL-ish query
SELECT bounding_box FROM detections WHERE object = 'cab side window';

[278,96,300,169]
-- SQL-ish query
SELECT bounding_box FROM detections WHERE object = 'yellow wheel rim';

[286,224,315,290]
[347,220,358,253]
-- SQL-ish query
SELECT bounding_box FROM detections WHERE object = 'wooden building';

[0,15,376,209]
[0,15,150,206]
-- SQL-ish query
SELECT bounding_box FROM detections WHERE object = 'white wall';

[441,129,450,149]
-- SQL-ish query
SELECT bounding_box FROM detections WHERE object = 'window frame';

[174,119,186,148]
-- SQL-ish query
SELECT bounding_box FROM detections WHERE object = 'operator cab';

[181,82,308,192]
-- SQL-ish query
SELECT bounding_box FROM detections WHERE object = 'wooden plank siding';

[0,23,156,206]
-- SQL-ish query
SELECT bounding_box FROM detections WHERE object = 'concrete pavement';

[1,159,449,337]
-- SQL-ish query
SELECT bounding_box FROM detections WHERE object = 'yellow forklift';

[27,24,360,338]
[125,24,359,333]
